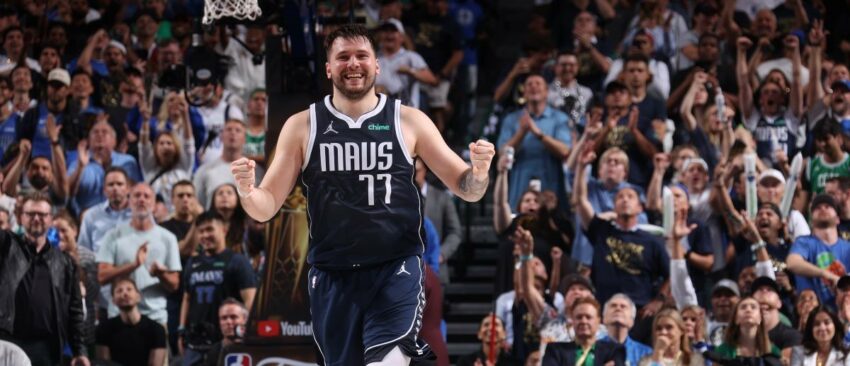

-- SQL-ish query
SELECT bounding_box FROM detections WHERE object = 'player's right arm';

[233,110,308,222]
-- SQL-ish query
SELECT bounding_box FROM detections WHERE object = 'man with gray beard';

[96,183,181,325]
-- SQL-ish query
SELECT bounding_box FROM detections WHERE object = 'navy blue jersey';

[301,94,425,269]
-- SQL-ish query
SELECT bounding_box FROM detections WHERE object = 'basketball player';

[230,24,495,365]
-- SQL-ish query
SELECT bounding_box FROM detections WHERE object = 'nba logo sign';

[224,353,252,366]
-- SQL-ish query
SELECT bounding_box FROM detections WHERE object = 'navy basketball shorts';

[308,255,433,365]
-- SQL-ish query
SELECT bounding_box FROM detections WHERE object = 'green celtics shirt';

[244,130,265,158]
[807,152,850,194]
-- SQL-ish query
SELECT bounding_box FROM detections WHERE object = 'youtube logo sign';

[257,320,280,337]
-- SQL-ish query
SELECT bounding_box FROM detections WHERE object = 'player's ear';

[325,62,332,79]
[375,58,381,76]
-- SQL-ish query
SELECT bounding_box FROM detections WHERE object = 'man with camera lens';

[178,211,256,365]
[202,298,249,366]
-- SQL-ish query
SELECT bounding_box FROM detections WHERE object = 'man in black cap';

[787,194,850,308]
[751,276,802,361]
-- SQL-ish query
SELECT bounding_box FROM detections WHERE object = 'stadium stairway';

[444,200,501,365]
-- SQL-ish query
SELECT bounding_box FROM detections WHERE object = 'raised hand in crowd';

[45,113,61,145]
[809,18,828,47]
[76,140,89,169]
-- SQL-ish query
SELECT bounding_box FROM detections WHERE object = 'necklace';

[817,350,829,366]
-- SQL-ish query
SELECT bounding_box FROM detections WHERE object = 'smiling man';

[230,24,494,366]
[178,211,256,365]
[787,194,850,308]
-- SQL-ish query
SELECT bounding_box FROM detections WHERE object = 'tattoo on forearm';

[459,169,488,197]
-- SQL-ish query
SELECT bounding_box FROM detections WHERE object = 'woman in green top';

[712,297,781,365]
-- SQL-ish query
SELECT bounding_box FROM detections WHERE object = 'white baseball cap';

[758,169,786,185]
[682,158,709,172]
[47,68,71,87]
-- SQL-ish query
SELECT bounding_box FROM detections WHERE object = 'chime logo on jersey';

[368,123,390,131]
[224,353,252,366]
[319,141,393,172]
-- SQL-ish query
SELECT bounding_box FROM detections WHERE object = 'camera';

[158,64,188,91]
[183,322,218,351]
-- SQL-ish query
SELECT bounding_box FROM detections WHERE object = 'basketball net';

[202,0,262,25]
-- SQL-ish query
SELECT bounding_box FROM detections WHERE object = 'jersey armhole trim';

[394,99,414,165]
[302,104,317,171]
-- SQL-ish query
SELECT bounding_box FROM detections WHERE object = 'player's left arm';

[403,106,494,202]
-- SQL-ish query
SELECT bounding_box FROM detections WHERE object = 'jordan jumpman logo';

[324,120,339,135]
[396,261,411,276]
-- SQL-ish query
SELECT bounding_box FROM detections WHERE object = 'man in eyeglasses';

[0,192,90,366]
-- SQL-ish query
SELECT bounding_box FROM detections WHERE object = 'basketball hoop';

[202,0,262,25]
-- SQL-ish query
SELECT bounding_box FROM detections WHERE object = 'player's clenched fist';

[469,139,496,178]
[230,158,256,197]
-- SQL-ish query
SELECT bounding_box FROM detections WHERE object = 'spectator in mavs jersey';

[179,211,256,365]
[737,34,804,168]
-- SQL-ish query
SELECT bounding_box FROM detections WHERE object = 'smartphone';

[529,178,542,192]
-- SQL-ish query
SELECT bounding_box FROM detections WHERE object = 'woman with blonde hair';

[711,297,781,365]
[680,305,712,354]
[138,91,195,210]
[639,308,705,366]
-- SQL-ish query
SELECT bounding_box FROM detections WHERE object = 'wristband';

[750,241,767,252]
[519,254,534,262]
